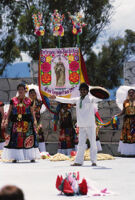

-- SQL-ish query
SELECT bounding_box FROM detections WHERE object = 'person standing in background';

[29,88,46,152]
[57,103,76,155]
[115,89,135,156]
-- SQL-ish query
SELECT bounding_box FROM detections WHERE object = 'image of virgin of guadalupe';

[54,57,65,87]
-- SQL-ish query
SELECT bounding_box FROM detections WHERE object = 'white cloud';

[93,0,135,52]
[110,0,135,36]
[14,52,32,63]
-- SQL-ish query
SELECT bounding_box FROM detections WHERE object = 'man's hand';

[49,95,56,100]
[34,120,37,127]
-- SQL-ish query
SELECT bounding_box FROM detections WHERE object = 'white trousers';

[75,127,97,164]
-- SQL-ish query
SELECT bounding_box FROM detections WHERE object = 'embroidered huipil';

[5,97,38,149]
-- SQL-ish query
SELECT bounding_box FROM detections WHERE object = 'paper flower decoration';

[40,152,50,159]
[56,172,112,197]
[51,10,64,37]
[68,12,86,35]
[32,12,45,36]
[56,172,88,196]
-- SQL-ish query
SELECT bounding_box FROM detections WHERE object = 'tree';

[86,29,135,89]
[0,0,113,73]
[124,29,135,59]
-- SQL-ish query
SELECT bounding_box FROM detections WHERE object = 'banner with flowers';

[38,47,89,113]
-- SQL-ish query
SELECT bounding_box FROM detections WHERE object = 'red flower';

[24,97,31,106]
[41,73,51,84]
[70,151,77,157]
[35,30,41,36]
[41,62,51,73]
[79,178,88,195]
[69,72,79,83]
[12,97,19,106]
[69,61,79,71]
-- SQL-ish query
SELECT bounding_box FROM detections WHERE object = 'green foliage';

[0,0,134,90]
[124,29,135,57]
[86,30,135,89]
[0,0,113,71]
[0,33,20,74]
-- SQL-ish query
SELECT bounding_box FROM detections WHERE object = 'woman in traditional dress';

[116,88,135,155]
[29,88,46,152]
[2,83,40,162]
[57,103,76,155]
[0,102,5,150]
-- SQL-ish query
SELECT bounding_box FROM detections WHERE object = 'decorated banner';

[38,47,89,113]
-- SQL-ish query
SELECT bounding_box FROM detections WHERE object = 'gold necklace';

[17,97,25,121]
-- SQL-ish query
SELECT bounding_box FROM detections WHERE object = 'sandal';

[91,163,97,166]
[71,163,82,166]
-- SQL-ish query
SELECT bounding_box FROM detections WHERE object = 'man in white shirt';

[50,82,97,166]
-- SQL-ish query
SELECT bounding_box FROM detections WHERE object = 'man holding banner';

[50,82,97,166]
[39,47,109,166]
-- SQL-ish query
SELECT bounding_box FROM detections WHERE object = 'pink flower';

[12,97,19,106]
[41,62,51,73]
[23,97,31,106]
[69,61,79,71]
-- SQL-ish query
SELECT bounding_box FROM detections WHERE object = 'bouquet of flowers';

[68,12,86,35]
[32,12,45,36]
[56,172,88,196]
[51,9,64,37]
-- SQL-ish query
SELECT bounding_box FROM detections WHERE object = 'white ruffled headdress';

[116,85,135,110]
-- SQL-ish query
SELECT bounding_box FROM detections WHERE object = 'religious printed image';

[54,57,65,87]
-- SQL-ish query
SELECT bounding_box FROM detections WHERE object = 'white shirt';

[56,94,96,127]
